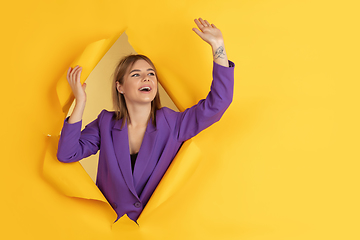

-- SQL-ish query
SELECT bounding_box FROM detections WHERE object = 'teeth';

[139,87,151,91]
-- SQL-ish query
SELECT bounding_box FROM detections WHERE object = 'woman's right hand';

[67,65,87,103]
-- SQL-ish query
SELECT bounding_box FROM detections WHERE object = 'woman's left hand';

[192,18,229,67]
[192,18,224,47]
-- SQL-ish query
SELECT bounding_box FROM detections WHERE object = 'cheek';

[153,84,158,94]
[123,81,137,93]
[154,78,158,88]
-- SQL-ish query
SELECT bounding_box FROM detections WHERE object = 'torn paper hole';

[66,32,178,182]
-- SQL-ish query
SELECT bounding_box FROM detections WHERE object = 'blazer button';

[134,202,141,208]
[112,202,118,209]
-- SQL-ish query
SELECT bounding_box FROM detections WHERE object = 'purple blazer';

[57,61,235,222]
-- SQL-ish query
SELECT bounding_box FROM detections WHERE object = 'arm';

[57,111,103,163]
[171,18,234,142]
[192,18,229,67]
[57,65,94,162]
[173,60,234,142]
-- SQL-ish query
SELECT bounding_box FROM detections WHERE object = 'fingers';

[66,66,86,101]
[194,18,203,30]
[67,66,83,92]
[199,18,208,27]
[194,18,214,31]
[192,28,205,40]
[75,66,82,83]
[194,18,212,32]
[193,18,224,47]
[67,65,82,83]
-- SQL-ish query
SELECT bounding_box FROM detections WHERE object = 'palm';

[67,66,87,102]
[193,18,224,46]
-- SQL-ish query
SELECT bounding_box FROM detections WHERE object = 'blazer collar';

[132,120,158,193]
[111,118,138,198]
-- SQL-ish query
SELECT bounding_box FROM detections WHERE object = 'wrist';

[75,98,86,107]
[210,39,225,49]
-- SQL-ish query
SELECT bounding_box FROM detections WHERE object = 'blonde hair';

[112,54,161,128]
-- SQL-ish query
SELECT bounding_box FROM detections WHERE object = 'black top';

[130,152,138,173]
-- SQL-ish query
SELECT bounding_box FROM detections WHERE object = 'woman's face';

[117,59,158,106]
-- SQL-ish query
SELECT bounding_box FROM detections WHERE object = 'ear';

[116,82,124,94]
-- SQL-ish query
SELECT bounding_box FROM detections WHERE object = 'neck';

[126,102,151,128]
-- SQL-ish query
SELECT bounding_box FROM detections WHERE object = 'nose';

[142,76,150,82]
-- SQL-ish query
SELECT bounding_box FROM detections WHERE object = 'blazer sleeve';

[57,110,105,163]
[172,60,235,142]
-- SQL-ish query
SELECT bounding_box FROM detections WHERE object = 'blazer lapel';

[111,119,138,198]
[133,119,158,190]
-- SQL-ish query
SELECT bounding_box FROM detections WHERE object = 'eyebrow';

[129,68,155,74]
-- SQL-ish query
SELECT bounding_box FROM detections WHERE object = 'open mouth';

[139,86,151,92]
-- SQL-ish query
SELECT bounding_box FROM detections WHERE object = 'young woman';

[57,18,235,222]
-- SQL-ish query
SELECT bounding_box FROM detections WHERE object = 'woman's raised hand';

[67,65,87,103]
[192,18,224,48]
[66,65,87,123]
[192,18,229,67]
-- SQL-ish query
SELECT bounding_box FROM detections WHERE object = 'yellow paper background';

[1,0,359,239]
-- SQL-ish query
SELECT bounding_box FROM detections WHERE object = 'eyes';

[131,72,155,78]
